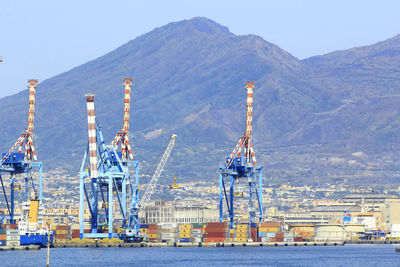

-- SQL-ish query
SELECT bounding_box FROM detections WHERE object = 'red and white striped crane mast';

[0,79,43,224]
[111,78,134,161]
[79,80,141,242]
[219,82,263,230]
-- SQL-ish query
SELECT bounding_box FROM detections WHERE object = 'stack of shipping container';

[191,223,204,243]
[179,224,192,243]
[146,224,160,243]
[235,224,248,242]
[204,222,226,243]
[289,225,314,241]
[55,224,70,243]
[258,222,280,242]
[0,227,6,246]
[6,228,20,247]
[159,223,177,243]
[0,224,16,246]
[70,223,80,239]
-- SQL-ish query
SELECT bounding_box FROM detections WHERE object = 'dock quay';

[0,245,40,251]
[346,240,400,245]
[53,241,345,248]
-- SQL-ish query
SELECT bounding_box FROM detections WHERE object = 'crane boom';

[140,134,176,207]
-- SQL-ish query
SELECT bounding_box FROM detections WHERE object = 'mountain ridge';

[1,17,400,185]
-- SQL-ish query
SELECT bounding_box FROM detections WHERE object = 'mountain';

[1,17,400,185]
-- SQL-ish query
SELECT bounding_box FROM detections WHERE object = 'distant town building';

[139,199,219,224]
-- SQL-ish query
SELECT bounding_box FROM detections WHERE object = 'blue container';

[0,228,6,234]
[250,223,257,228]
[0,240,6,246]
[140,224,148,229]
[179,238,192,243]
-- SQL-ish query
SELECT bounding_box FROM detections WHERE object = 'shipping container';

[6,240,20,247]
[6,235,20,241]
[148,224,158,230]
[71,232,80,239]
[56,225,69,231]
[2,224,18,229]
[206,222,226,228]
[147,234,158,239]
[70,224,80,230]
[56,234,68,240]
[179,229,191,234]
[179,234,192,238]
[204,237,225,243]
[0,234,6,240]
[258,227,279,233]
[179,238,192,243]
[192,223,206,228]
[205,232,225,238]
[158,223,177,229]
[284,232,294,237]
[0,240,6,246]
[275,233,284,238]
[258,222,279,228]
[205,228,226,234]
[258,232,276,238]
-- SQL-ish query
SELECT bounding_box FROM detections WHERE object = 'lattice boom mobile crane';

[0,80,43,224]
[79,79,141,242]
[139,134,177,209]
[218,82,263,229]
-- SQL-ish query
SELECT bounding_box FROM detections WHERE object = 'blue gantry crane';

[79,79,141,241]
[218,82,263,229]
[0,80,43,224]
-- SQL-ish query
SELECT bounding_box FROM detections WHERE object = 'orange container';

[57,225,69,231]
[275,233,284,238]
[258,222,279,228]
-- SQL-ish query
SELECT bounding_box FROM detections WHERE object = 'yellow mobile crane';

[170,177,181,189]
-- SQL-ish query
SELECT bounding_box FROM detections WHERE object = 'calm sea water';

[0,244,399,267]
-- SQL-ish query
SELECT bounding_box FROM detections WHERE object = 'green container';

[192,223,206,228]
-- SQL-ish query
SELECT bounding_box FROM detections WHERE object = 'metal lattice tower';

[218,82,263,229]
[0,80,43,224]
[140,134,177,208]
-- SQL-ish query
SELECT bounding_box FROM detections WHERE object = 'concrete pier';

[0,245,40,251]
[53,241,345,248]
[346,240,400,245]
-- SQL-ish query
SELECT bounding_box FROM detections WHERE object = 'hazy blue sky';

[1,0,399,98]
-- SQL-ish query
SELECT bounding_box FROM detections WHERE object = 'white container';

[161,233,176,239]
[261,237,270,242]
[158,223,177,229]
[6,240,20,247]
